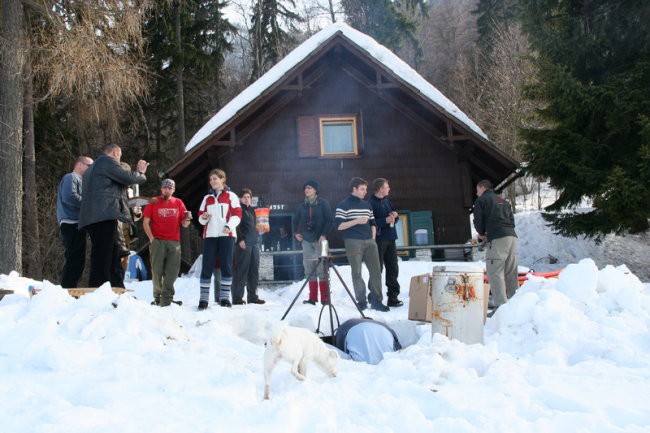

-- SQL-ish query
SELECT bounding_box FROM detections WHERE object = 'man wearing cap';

[143,179,191,306]
[293,180,334,305]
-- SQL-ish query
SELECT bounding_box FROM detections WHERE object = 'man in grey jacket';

[473,179,518,308]
[79,144,148,288]
[56,155,93,288]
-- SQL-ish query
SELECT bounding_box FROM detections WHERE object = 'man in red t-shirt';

[143,179,191,306]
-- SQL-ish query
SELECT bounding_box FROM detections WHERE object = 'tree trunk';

[328,0,336,22]
[23,44,42,279]
[0,0,25,274]
[175,0,186,157]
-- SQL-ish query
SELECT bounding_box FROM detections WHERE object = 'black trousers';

[59,222,86,288]
[231,243,260,302]
[376,239,400,298]
[86,220,124,288]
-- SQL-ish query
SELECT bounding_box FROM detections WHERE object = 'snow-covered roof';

[185,22,487,152]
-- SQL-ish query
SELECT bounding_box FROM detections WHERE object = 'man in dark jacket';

[473,179,518,307]
[369,178,403,307]
[232,188,265,305]
[293,180,333,304]
[79,144,148,288]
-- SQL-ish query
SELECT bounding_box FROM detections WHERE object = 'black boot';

[387,297,403,307]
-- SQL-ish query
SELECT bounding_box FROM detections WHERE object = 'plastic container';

[254,208,270,234]
[414,229,428,245]
[430,263,485,344]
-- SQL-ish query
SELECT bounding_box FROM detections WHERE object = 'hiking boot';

[387,298,403,307]
[198,300,209,310]
[248,297,266,304]
[303,299,316,305]
[357,302,368,311]
[151,301,159,306]
[220,299,232,308]
[232,299,246,305]
[321,300,330,306]
[371,303,390,312]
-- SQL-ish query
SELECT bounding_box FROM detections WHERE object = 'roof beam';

[338,58,450,148]
[235,90,299,144]
[468,153,502,180]
[373,90,451,149]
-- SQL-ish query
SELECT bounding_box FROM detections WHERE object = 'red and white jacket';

[197,189,242,239]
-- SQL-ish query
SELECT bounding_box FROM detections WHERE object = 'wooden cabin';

[167,22,518,261]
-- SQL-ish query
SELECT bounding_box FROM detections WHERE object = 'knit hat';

[161,179,175,189]
[303,180,319,192]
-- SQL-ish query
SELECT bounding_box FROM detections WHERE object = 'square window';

[319,117,358,156]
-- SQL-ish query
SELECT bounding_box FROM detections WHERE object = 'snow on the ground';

[0,208,649,433]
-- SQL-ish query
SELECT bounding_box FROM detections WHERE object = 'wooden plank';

[66,287,133,298]
[0,288,14,302]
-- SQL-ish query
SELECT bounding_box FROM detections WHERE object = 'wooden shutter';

[297,116,320,157]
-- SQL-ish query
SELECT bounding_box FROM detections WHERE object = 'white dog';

[263,323,338,400]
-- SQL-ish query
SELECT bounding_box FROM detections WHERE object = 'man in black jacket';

[232,188,264,305]
[473,179,518,307]
[369,178,403,307]
[79,144,148,288]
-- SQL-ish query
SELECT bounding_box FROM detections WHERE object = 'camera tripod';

[281,253,367,343]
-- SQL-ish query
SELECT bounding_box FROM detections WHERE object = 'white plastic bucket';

[431,263,485,344]
[414,229,428,245]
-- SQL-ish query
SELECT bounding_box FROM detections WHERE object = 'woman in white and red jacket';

[197,169,242,309]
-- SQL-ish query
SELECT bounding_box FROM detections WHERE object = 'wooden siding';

[203,67,473,246]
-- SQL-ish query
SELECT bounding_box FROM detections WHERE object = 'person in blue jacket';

[56,155,93,288]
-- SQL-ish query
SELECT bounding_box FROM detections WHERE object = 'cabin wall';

[216,70,472,246]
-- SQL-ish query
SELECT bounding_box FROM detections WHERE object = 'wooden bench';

[66,287,133,298]
[0,288,14,302]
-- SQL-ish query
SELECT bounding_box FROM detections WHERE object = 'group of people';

[57,145,149,291]
[57,145,518,312]
[293,177,403,312]
[56,144,190,307]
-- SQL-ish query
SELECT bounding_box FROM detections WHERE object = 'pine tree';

[0,0,24,275]
[519,0,650,237]
[249,0,302,80]
[341,0,427,54]
[144,0,236,159]
[474,0,520,53]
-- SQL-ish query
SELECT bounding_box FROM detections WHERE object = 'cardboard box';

[408,273,433,322]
